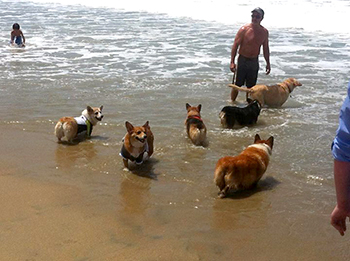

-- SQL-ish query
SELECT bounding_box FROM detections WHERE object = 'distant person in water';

[11,23,25,47]
[331,81,350,236]
[230,7,270,101]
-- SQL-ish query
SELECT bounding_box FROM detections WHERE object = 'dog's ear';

[267,136,274,149]
[186,103,191,110]
[87,106,93,113]
[143,121,149,128]
[125,121,134,133]
[254,134,261,143]
[100,105,103,111]
[197,104,202,111]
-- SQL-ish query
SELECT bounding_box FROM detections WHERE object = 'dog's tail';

[190,127,207,146]
[54,121,65,140]
[228,84,253,93]
[214,163,226,191]
[219,110,236,128]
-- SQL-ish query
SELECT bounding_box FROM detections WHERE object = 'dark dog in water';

[219,99,261,128]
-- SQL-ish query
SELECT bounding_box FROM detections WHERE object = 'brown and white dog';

[228,78,302,107]
[120,121,154,169]
[214,134,274,198]
[54,106,103,143]
[185,103,207,146]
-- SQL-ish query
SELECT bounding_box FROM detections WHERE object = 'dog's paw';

[218,192,226,199]
[143,152,150,162]
[123,167,130,172]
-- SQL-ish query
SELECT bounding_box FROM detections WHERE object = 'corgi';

[220,99,261,128]
[185,103,207,146]
[214,134,274,198]
[120,121,154,169]
[228,78,302,107]
[54,106,103,143]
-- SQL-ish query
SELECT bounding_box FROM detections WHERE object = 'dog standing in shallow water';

[228,78,302,107]
[220,99,261,128]
[54,106,103,143]
[185,103,207,146]
[214,134,274,198]
[120,121,154,170]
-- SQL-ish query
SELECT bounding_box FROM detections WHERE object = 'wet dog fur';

[214,134,274,198]
[185,103,207,146]
[228,78,302,107]
[54,105,103,143]
[219,99,261,128]
[120,121,154,170]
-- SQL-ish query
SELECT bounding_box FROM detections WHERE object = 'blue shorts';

[15,36,22,45]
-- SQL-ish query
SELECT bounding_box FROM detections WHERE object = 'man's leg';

[231,57,245,101]
[245,59,259,101]
[231,88,239,101]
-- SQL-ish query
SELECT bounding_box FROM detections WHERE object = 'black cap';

[251,7,264,18]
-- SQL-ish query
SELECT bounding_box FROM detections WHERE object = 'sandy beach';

[2,0,350,259]
[1,123,350,260]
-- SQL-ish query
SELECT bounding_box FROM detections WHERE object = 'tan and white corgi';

[185,103,207,146]
[214,134,274,198]
[54,106,103,143]
[120,121,154,169]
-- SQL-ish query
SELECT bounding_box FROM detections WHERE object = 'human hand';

[230,62,236,73]
[331,205,349,236]
[266,64,271,75]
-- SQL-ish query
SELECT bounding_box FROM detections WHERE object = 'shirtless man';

[230,7,270,101]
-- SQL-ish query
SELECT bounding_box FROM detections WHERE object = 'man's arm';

[262,31,270,75]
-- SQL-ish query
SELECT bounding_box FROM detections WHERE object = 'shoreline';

[0,124,349,260]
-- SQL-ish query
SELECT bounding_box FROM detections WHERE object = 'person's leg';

[231,56,246,101]
[245,59,259,88]
[230,87,239,101]
[245,59,259,101]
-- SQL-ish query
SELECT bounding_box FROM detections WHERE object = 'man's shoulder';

[259,25,269,33]
[242,23,252,29]
[239,24,251,31]
[237,24,251,36]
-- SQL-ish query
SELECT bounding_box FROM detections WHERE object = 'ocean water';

[1,0,350,259]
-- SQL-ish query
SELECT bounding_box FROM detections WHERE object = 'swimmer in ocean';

[11,23,25,47]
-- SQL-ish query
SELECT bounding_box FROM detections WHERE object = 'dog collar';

[187,115,202,121]
[282,83,293,93]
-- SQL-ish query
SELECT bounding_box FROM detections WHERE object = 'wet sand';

[1,124,350,261]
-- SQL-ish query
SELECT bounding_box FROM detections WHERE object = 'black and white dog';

[219,99,261,128]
